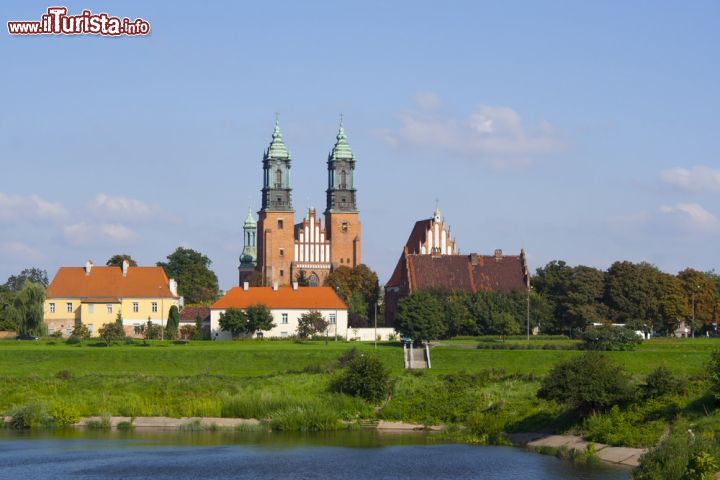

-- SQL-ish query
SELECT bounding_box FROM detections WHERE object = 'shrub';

[641,365,683,399]
[537,351,633,415]
[685,450,719,480]
[709,350,720,402]
[71,323,91,340]
[65,336,82,345]
[50,403,80,427]
[98,322,125,345]
[581,325,641,351]
[85,415,112,430]
[8,403,54,429]
[269,405,341,432]
[332,353,389,403]
[116,420,134,431]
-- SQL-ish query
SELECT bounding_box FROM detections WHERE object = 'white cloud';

[659,203,720,232]
[660,166,720,193]
[0,193,66,221]
[0,241,45,261]
[89,193,156,219]
[63,222,139,245]
[386,94,564,166]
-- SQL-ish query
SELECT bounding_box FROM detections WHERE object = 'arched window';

[308,273,319,287]
[275,168,282,187]
[339,170,347,188]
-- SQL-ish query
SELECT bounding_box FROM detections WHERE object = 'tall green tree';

[395,292,445,341]
[296,310,328,338]
[678,268,717,333]
[604,261,662,329]
[218,308,248,338]
[491,312,520,341]
[166,305,180,339]
[533,261,606,335]
[3,268,49,291]
[325,264,379,322]
[245,304,276,334]
[12,282,46,336]
[106,254,138,267]
[157,247,219,304]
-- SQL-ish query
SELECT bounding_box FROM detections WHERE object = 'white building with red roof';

[210,283,348,340]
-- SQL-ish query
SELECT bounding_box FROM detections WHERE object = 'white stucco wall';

[210,308,348,340]
[346,327,399,342]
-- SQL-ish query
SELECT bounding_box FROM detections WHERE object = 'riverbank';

[2,414,642,469]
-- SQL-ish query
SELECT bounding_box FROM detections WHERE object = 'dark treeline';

[401,260,720,339]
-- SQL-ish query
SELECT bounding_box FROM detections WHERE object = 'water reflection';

[0,429,630,479]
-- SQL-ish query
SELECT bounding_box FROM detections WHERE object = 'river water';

[0,429,630,479]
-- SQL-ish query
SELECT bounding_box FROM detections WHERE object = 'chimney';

[470,254,478,266]
[494,249,503,262]
[169,279,178,297]
[243,282,249,291]
[272,281,279,291]
[292,282,299,290]
[122,259,129,277]
[85,260,93,276]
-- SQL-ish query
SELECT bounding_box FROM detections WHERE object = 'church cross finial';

[339,113,344,127]
[275,112,279,125]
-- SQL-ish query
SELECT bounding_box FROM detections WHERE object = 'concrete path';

[76,416,261,429]
[526,434,645,467]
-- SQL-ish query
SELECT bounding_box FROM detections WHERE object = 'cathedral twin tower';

[239,120,361,287]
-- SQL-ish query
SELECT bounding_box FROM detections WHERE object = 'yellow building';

[45,260,181,337]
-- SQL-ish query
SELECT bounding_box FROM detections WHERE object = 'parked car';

[15,334,39,341]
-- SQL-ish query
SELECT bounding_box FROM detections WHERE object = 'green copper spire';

[244,208,256,227]
[266,117,290,159]
[329,117,354,161]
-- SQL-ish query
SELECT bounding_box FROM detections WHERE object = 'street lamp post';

[526,285,531,341]
[374,301,378,350]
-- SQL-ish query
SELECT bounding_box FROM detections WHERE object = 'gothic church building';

[239,120,361,287]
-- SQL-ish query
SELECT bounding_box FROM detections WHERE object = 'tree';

[12,282,46,336]
[179,324,196,340]
[106,254,138,267]
[604,261,663,331]
[491,312,520,341]
[4,268,49,291]
[581,325,641,351]
[533,261,606,335]
[678,268,717,335]
[157,247,219,304]
[296,310,329,338]
[325,264,379,322]
[141,320,162,340]
[442,293,476,338]
[332,353,389,402]
[166,305,179,339]
[295,270,310,287]
[245,304,275,334]
[395,293,445,342]
[98,321,125,346]
[537,351,633,415]
[71,323,90,340]
[218,308,249,338]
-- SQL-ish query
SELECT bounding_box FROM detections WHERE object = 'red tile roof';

[211,286,347,310]
[47,266,177,299]
[179,306,211,323]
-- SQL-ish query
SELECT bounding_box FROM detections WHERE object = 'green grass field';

[0,337,717,446]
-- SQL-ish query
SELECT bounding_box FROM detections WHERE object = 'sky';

[1,1,719,290]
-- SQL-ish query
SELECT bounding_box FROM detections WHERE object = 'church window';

[274,168,282,187]
[341,222,349,232]
[340,170,347,188]
[279,248,284,257]
[277,219,284,229]
[280,269,284,277]
[346,258,350,264]
[308,273,319,287]
[340,258,344,264]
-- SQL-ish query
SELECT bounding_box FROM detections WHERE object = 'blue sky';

[1,0,719,290]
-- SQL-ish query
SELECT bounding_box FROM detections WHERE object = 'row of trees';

[0,268,48,336]
[534,260,720,336]
[218,305,332,339]
[394,260,720,342]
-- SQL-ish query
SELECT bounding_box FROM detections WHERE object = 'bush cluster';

[581,325,641,351]
[331,353,389,403]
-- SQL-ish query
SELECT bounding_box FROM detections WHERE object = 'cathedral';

[239,120,361,287]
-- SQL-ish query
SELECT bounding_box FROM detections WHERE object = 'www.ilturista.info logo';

[7,7,150,36]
